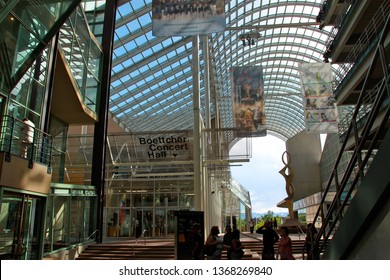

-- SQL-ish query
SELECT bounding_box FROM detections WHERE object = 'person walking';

[249,219,254,234]
[256,220,279,260]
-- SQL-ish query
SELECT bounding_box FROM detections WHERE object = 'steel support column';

[91,0,118,243]
[193,35,202,211]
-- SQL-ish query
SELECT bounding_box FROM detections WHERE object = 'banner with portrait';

[299,63,339,133]
[152,0,225,36]
[231,66,267,137]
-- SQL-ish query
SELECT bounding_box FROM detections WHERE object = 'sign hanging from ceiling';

[299,63,339,134]
[152,0,226,36]
[231,66,267,137]
[139,135,189,159]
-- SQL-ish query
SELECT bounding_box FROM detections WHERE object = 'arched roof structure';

[111,0,334,141]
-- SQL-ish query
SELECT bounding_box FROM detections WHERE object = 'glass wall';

[49,116,69,183]
[44,184,97,254]
[0,191,45,260]
[8,47,51,129]
[0,0,79,93]
[104,179,194,239]
[58,5,103,113]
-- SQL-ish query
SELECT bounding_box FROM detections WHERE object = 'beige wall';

[286,131,322,202]
[0,153,52,194]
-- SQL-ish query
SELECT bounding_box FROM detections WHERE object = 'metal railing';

[332,1,390,90]
[338,81,387,140]
[0,115,53,169]
[132,229,148,259]
[308,14,390,259]
[87,229,100,240]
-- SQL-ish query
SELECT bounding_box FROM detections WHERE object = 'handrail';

[87,229,100,240]
[132,229,148,259]
[0,115,54,168]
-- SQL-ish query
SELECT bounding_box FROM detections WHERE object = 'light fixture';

[241,35,246,46]
[239,31,261,47]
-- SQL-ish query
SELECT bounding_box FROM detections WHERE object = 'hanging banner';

[299,63,338,133]
[231,66,267,137]
[152,0,225,36]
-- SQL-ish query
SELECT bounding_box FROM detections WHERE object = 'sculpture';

[279,151,295,219]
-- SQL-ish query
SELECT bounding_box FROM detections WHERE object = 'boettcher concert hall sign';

[139,136,190,159]
[139,136,188,158]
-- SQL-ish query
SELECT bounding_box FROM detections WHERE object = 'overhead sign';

[152,0,226,36]
[299,63,339,133]
[139,136,189,159]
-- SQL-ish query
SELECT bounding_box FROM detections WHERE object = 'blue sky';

[230,135,290,214]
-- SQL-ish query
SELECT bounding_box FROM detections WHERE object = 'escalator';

[0,0,81,93]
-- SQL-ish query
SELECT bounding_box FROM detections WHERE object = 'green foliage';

[251,211,283,230]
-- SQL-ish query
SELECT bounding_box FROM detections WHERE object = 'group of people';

[256,220,319,260]
[191,221,319,260]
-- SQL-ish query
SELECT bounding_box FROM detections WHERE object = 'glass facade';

[58,5,103,113]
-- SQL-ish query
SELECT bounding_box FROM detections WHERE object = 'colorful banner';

[299,63,338,133]
[152,0,225,36]
[231,66,267,137]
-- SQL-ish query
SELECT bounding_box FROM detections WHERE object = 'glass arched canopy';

[110,0,333,141]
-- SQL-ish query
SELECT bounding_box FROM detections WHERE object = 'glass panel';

[0,193,44,260]
[141,193,154,207]
[28,78,45,114]
[88,37,102,78]
[0,196,21,259]
[84,196,97,240]
[155,208,166,238]
[166,210,176,238]
[70,196,84,243]
[85,72,98,111]
[142,209,153,238]
[133,209,142,238]
[49,117,68,183]
[179,193,193,207]
[52,196,69,250]
[44,196,53,253]
[106,208,119,237]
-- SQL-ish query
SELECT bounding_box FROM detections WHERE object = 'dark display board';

[174,210,204,260]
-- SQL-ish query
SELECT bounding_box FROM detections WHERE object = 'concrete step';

[77,243,175,260]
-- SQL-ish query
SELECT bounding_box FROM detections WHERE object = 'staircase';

[238,235,307,260]
[76,235,310,260]
[76,240,175,260]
